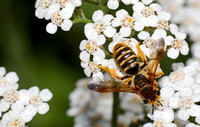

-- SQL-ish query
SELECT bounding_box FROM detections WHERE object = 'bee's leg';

[121,76,132,87]
[155,71,164,78]
[99,66,121,80]
[136,42,147,66]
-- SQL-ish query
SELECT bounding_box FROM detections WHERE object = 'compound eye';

[155,91,160,95]
[143,99,148,104]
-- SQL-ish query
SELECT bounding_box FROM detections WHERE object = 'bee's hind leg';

[136,42,148,66]
[99,66,121,80]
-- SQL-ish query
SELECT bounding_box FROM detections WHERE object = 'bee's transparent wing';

[148,38,165,81]
[87,79,136,93]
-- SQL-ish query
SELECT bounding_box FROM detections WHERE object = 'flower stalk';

[111,92,119,127]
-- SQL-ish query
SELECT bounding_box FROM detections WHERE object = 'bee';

[88,38,165,109]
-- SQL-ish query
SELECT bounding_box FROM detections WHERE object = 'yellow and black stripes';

[113,43,139,75]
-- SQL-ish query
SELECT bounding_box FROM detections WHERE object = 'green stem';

[72,18,92,24]
[73,7,93,24]
[112,92,119,127]
[83,0,100,4]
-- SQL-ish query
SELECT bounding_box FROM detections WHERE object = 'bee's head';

[143,90,160,104]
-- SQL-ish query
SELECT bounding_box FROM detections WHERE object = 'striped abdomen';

[113,43,139,75]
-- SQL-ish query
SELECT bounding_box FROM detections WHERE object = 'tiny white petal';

[169,97,179,109]
[170,24,178,34]
[133,2,145,12]
[35,8,46,19]
[0,67,6,76]
[112,18,121,27]
[138,31,150,40]
[142,0,153,5]
[79,40,87,50]
[29,86,40,96]
[93,48,105,61]
[11,102,24,113]
[160,87,174,98]
[104,26,116,38]
[5,72,19,83]
[177,109,190,120]
[84,67,91,77]
[69,0,82,7]
[175,32,186,40]
[134,22,144,31]
[0,100,10,112]
[190,105,200,116]
[46,22,57,34]
[116,9,128,19]
[150,3,161,12]
[92,10,103,22]
[180,45,189,55]
[85,29,98,40]
[40,89,53,101]
[167,48,179,59]
[79,51,90,62]
[94,35,106,46]
[92,72,104,80]
[107,0,119,10]
[61,19,73,31]
[120,27,131,37]
[102,14,114,25]
[38,103,50,114]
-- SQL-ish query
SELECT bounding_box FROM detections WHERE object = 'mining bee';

[88,38,165,110]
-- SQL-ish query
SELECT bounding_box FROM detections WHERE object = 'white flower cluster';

[144,59,200,126]
[80,0,189,80]
[35,0,82,34]
[67,78,148,127]
[158,0,200,60]
[0,67,53,127]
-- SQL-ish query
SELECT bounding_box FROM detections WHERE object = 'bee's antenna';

[151,103,154,115]
[157,100,163,107]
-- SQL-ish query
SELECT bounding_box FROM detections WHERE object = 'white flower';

[46,11,73,34]
[133,2,161,27]
[26,86,53,115]
[107,0,119,10]
[166,32,189,59]
[157,87,179,110]
[35,0,55,19]
[121,0,138,5]
[154,11,171,37]
[144,108,176,127]
[159,62,195,91]
[176,87,200,121]
[79,34,106,62]
[0,84,30,115]
[138,31,166,57]
[0,67,19,88]
[0,106,34,127]
[112,9,144,37]
[81,59,107,80]
[85,10,116,38]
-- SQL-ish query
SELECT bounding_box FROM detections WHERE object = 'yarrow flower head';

[0,67,53,126]
[35,0,82,34]
[85,10,116,38]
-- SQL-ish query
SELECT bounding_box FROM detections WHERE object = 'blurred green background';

[0,0,192,127]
